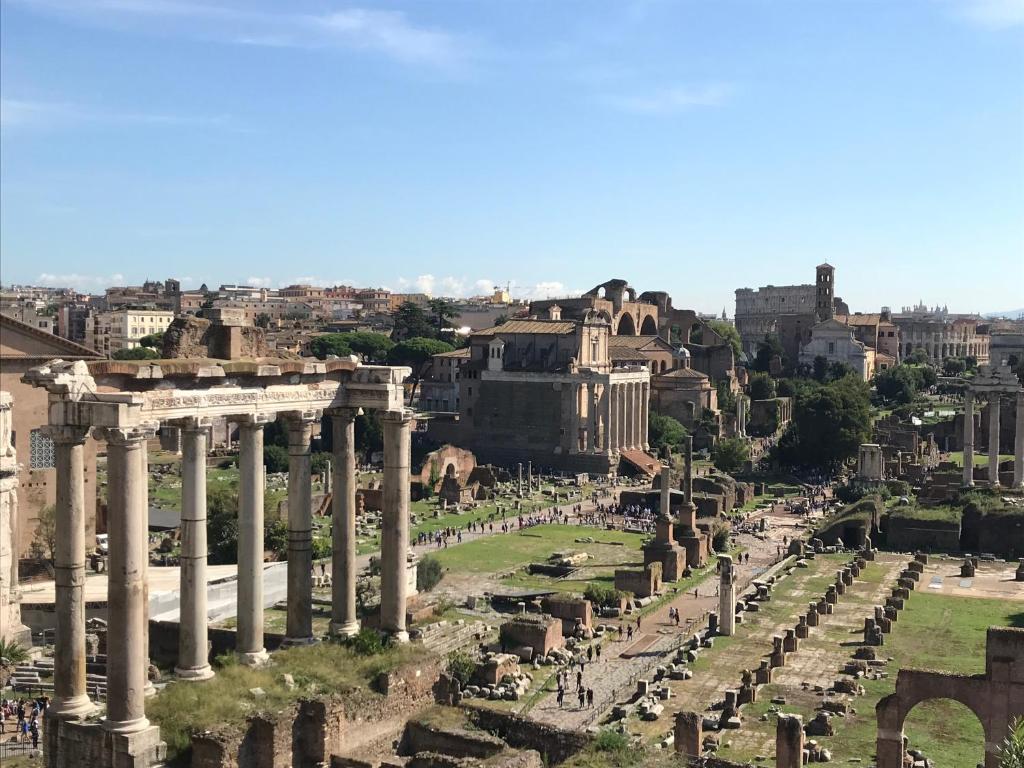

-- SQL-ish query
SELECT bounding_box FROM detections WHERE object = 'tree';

[392,301,435,341]
[428,298,460,335]
[873,364,920,405]
[112,347,159,361]
[776,375,871,471]
[812,355,829,383]
[909,348,930,365]
[139,332,164,349]
[648,412,688,454]
[446,650,476,687]
[343,332,394,363]
[309,334,353,360]
[1000,716,1024,768]
[31,505,57,562]
[828,361,857,382]
[712,437,750,474]
[208,488,239,564]
[388,337,454,404]
[716,380,737,414]
[777,378,797,397]
[263,444,290,473]
[355,412,383,460]
[705,320,742,358]
[942,357,967,377]
[494,314,509,326]
[753,334,785,373]
[255,313,272,329]
[417,555,444,591]
[748,372,776,401]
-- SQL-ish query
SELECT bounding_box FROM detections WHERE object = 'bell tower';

[815,263,835,322]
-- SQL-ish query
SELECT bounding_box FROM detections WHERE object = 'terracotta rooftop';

[607,334,670,351]
[655,367,709,380]
[474,319,577,336]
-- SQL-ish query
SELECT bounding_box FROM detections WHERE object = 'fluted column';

[640,381,650,451]
[102,425,155,733]
[176,420,213,680]
[381,410,413,642]
[329,409,359,637]
[46,426,94,718]
[1015,392,1024,489]
[237,417,270,665]
[284,412,318,646]
[963,390,975,487]
[989,394,1001,486]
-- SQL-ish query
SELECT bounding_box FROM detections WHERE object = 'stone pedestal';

[776,714,805,768]
[380,411,413,642]
[329,409,360,637]
[673,711,703,757]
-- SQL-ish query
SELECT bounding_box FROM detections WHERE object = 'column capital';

[326,407,361,421]
[41,424,92,445]
[281,409,322,425]
[381,409,416,425]
[170,417,214,433]
[97,423,158,445]
[233,412,277,428]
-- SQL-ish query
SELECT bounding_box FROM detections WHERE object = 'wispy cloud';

[952,0,1024,29]
[0,98,230,130]
[36,272,126,290]
[603,83,733,115]
[12,0,472,70]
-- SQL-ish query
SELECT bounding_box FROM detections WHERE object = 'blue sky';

[1,0,1022,314]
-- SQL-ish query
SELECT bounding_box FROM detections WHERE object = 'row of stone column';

[607,380,649,453]
[47,407,414,735]
[962,390,1024,488]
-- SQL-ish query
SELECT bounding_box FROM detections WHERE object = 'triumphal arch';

[24,356,411,768]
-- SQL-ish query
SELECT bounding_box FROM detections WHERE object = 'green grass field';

[946,451,1015,468]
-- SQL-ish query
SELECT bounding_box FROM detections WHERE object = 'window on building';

[468,387,472,397]
[29,429,55,470]
[828,342,835,354]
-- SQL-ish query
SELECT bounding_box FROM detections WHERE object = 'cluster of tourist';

[0,696,46,749]
[554,647,600,709]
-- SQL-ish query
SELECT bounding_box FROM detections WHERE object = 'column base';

[386,630,410,644]
[48,694,95,719]
[174,664,215,682]
[281,635,319,648]
[236,648,270,667]
[329,619,361,638]
[103,716,152,734]
[144,680,157,698]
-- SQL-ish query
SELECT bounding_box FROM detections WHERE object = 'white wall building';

[85,308,174,356]
[799,318,872,380]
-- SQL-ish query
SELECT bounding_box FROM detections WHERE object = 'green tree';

[812,355,829,382]
[777,378,797,397]
[309,333,353,360]
[446,650,477,686]
[648,412,688,454]
[392,301,436,341]
[428,298,460,335]
[208,488,239,564]
[942,357,967,376]
[776,375,871,471]
[264,518,288,558]
[705,319,742,358]
[355,412,383,460]
[717,380,737,414]
[909,348,930,365]
[873,364,920,405]
[748,372,776,401]
[263,444,290,473]
[112,347,159,361]
[753,334,785,372]
[139,331,164,349]
[255,312,272,329]
[31,504,57,562]
[712,437,750,473]
[388,337,455,404]
[417,554,444,591]
[343,331,395,363]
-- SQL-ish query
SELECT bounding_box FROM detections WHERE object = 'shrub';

[112,346,159,360]
[446,650,476,686]
[584,582,624,607]
[349,627,385,656]
[312,536,332,560]
[594,729,630,752]
[417,555,444,592]
[713,437,750,474]
[0,639,29,666]
[263,444,289,474]
[264,518,288,558]
[712,523,731,553]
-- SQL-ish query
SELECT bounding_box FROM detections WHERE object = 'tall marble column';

[719,554,736,636]
[1015,392,1024,489]
[568,383,581,454]
[963,390,975,487]
[380,411,413,642]
[640,382,650,451]
[176,420,213,680]
[588,385,598,452]
[237,418,270,665]
[988,394,1001,486]
[102,426,155,733]
[329,409,359,637]
[285,412,317,646]
[46,426,94,718]
[608,383,618,453]
[624,382,635,450]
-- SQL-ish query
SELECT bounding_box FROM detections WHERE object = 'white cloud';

[1,98,229,130]
[284,276,352,288]
[510,281,581,300]
[13,0,471,70]
[604,83,732,115]
[245,276,274,288]
[953,0,1024,28]
[36,272,126,290]
[394,275,508,299]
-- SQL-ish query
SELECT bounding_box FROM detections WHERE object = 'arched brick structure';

[616,313,637,336]
[875,627,1024,768]
[640,315,658,335]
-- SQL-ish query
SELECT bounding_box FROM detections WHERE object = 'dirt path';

[526,506,802,730]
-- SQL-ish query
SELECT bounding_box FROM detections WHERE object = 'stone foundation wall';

[400,720,507,759]
[464,705,590,764]
[886,516,960,553]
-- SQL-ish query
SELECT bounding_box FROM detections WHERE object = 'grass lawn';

[431,524,646,576]
[946,451,1015,468]
[148,642,430,766]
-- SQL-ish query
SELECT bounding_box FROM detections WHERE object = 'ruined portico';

[25,356,411,768]
[962,363,1024,489]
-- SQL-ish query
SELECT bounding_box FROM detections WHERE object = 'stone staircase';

[8,656,108,701]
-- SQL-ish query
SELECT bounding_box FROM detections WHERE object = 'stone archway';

[640,315,658,335]
[617,313,637,336]
[875,627,1024,768]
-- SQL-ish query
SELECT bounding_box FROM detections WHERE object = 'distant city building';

[799,318,875,380]
[0,301,53,334]
[85,307,174,356]
[892,302,989,364]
